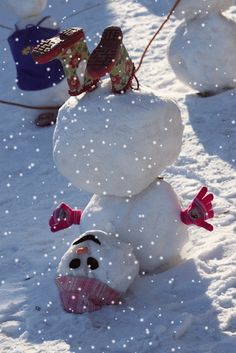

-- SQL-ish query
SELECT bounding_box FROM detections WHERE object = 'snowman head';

[5,0,47,19]
[173,0,233,21]
[57,230,139,293]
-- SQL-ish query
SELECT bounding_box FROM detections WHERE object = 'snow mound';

[53,79,183,197]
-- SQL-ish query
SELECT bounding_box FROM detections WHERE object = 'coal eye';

[87,257,99,270]
[69,258,81,269]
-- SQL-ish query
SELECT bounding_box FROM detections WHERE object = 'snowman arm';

[180,187,214,232]
[49,202,82,232]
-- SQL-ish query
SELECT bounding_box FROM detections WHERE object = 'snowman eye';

[69,258,81,269]
[87,257,99,270]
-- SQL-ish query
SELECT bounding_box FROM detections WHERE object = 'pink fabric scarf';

[56,276,122,314]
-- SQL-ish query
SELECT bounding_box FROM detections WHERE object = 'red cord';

[135,0,182,74]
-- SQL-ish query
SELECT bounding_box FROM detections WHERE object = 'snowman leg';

[86,26,137,93]
[32,28,98,96]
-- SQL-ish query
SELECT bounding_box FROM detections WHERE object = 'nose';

[76,247,88,255]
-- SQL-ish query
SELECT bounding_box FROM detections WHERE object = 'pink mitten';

[181,187,214,232]
[49,202,82,232]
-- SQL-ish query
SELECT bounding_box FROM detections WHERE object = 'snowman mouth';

[55,275,121,314]
[72,233,101,246]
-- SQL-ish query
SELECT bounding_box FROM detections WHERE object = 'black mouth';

[72,234,101,246]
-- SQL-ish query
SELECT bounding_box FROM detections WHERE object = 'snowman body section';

[5,0,68,105]
[80,179,188,273]
[54,81,183,197]
[168,0,236,94]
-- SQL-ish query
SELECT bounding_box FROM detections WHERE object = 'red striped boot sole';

[32,28,85,64]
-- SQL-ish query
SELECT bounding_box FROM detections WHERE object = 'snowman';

[56,230,139,313]
[4,0,69,126]
[168,0,236,96]
[43,26,214,278]
[51,80,214,272]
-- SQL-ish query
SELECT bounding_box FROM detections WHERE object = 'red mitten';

[49,202,82,232]
[180,186,214,232]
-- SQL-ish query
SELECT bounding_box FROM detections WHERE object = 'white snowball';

[5,0,47,19]
[57,230,139,293]
[53,79,183,197]
[173,0,233,21]
[168,13,236,93]
[80,179,188,272]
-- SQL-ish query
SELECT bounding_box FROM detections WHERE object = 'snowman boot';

[86,26,137,93]
[32,28,98,96]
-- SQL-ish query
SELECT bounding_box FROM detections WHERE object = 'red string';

[135,0,182,74]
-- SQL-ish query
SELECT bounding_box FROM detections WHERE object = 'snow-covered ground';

[0,0,236,352]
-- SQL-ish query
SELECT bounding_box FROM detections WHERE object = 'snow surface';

[0,0,236,352]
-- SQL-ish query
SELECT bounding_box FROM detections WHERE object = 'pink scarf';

[56,276,122,314]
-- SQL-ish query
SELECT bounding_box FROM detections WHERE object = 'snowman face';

[6,0,47,19]
[57,230,139,293]
[174,0,233,20]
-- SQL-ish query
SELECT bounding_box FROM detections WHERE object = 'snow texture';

[58,230,139,293]
[54,79,183,197]
[0,0,236,352]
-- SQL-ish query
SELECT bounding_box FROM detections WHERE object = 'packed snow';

[0,0,236,352]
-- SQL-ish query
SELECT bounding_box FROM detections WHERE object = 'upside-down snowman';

[33,26,214,312]
[4,0,69,126]
[168,0,236,96]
